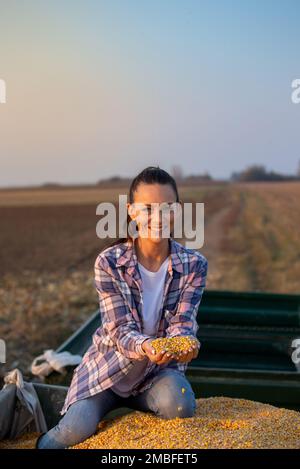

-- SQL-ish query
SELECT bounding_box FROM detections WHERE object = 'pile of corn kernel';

[2,397,300,449]
[151,336,198,355]
[0,432,40,449]
[72,397,300,449]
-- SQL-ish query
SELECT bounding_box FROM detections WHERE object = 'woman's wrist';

[141,338,151,355]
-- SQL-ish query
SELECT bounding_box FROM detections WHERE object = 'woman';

[36,166,208,449]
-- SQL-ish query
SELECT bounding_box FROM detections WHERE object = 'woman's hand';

[175,337,201,363]
[141,339,177,366]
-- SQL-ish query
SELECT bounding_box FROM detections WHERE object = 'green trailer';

[37,290,300,427]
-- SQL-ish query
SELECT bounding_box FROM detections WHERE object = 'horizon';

[1,0,300,187]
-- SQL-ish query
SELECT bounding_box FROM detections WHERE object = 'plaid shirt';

[60,238,208,416]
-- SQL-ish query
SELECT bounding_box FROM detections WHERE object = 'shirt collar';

[115,237,184,274]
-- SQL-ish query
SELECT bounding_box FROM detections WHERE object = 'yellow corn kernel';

[2,397,300,449]
[151,336,198,355]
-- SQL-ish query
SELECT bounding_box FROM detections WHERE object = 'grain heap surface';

[72,397,300,449]
[1,397,300,449]
[0,432,40,449]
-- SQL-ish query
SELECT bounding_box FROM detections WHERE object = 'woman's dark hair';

[101,166,180,251]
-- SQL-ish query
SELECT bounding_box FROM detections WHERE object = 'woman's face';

[127,183,181,243]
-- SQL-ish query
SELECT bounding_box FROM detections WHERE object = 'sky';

[0,0,300,187]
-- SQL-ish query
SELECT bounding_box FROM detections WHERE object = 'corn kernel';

[2,397,300,449]
[151,336,198,356]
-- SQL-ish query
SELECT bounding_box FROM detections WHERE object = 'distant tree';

[230,171,240,182]
[201,172,212,181]
[240,165,268,181]
[230,165,295,182]
[184,172,213,184]
[97,175,122,185]
[41,182,62,188]
[108,176,122,183]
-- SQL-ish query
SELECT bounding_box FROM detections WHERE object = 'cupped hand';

[141,339,177,366]
[175,337,201,363]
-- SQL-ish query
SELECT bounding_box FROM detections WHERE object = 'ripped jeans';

[37,368,197,449]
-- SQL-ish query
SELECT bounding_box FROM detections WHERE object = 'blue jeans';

[37,368,196,449]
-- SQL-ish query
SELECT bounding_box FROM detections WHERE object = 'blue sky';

[0,0,300,186]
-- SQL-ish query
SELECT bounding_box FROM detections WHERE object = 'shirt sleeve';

[165,257,208,339]
[94,255,153,360]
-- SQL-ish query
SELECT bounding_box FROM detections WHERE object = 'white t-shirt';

[111,256,169,397]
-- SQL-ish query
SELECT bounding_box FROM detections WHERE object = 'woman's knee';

[151,371,197,419]
[157,394,196,419]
